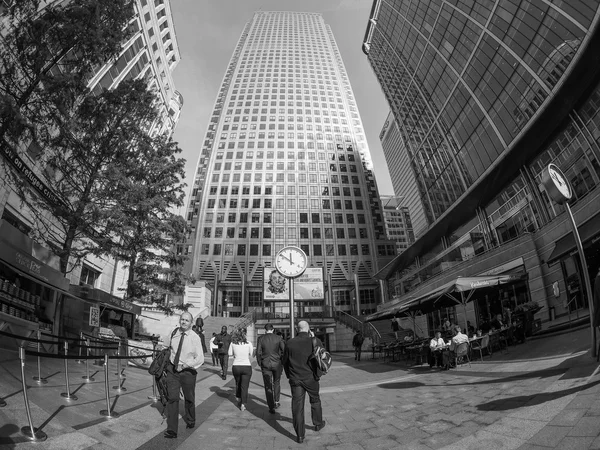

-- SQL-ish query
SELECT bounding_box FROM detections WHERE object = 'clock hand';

[281,254,293,263]
[289,252,294,264]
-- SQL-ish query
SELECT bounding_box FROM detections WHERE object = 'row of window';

[200,242,371,257]
[209,172,362,184]
[215,151,356,161]
[203,212,368,225]
[208,185,362,196]
[206,198,365,210]
[214,162,358,173]
[202,226,370,239]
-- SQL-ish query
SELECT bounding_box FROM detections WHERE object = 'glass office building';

[364,0,600,326]
[183,11,395,319]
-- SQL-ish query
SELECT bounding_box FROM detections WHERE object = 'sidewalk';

[0,327,599,449]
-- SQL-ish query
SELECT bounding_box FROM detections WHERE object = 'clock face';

[549,166,572,199]
[275,246,307,278]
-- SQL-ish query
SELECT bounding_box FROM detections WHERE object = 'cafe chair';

[470,334,490,362]
[453,342,471,369]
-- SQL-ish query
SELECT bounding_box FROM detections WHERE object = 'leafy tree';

[21,79,162,274]
[0,0,134,151]
[104,134,190,305]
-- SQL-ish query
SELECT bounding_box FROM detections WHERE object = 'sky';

[170,0,394,209]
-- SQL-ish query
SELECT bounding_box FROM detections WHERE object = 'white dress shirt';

[429,337,445,350]
[169,329,204,370]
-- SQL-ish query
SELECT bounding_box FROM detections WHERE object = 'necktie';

[173,332,185,369]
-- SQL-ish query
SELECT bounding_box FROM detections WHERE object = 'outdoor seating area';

[371,326,514,369]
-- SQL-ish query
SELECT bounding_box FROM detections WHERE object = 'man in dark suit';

[215,325,232,380]
[256,323,285,413]
[283,321,326,444]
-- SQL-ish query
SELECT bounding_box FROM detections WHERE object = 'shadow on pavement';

[476,379,600,411]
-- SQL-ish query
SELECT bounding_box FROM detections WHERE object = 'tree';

[20,79,162,274]
[0,0,134,184]
[104,134,190,306]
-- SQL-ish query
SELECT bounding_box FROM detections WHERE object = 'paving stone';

[548,408,586,426]
[528,425,572,447]
[555,436,595,450]
[569,416,600,437]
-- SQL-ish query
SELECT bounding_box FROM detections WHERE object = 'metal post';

[289,278,295,339]
[32,330,47,384]
[60,341,77,401]
[76,332,84,364]
[100,353,120,418]
[565,202,596,357]
[19,346,47,441]
[0,397,5,407]
[112,346,127,392]
[148,341,159,401]
[82,339,94,382]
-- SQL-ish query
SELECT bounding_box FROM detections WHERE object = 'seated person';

[466,321,475,336]
[428,331,445,368]
[442,326,469,370]
[403,333,414,343]
[491,314,506,330]
[480,318,492,334]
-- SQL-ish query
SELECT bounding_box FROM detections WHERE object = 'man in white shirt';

[442,325,469,370]
[429,331,445,368]
[209,332,218,366]
[164,312,204,439]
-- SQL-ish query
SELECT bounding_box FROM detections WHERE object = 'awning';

[365,274,527,322]
[546,211,600,265]
[68,285,142,315]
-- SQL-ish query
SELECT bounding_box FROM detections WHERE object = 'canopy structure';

[366,274,527,328]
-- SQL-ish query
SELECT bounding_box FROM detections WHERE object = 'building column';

[354,273,361,314]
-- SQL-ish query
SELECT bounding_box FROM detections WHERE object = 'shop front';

[0,220,70,349]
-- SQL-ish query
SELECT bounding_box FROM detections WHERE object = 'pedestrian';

[391,315,400,339]
[163,312,204,439]
[209,332,218,366]
[215,325,232,380]
[352,330,364,361]
[256,323,285,413]
[283,320,326,444]
[229,327,253,411]
[193,317,207,354]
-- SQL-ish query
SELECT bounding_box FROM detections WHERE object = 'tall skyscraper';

[184,11,395,319]
[363,0,600,329]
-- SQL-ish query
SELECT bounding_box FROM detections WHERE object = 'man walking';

[283,321,326,444]
[256,323,285,413]
[164,312,204,439]
[215,325,232,380]
[352,330,364,361]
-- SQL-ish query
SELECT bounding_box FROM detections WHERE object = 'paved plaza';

[1,327,600,449]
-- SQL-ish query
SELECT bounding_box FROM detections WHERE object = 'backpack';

[311,337,332,377]
[147,328,178,377]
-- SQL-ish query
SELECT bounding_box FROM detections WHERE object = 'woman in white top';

[228,327,253,411]
[209,333,219,366]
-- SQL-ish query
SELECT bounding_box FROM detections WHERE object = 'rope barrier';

[24,349,152,360]
[0,329,64,345]
[40,330,86,342]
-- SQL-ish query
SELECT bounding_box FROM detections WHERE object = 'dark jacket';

[283,332,322,382]
[256,332,285,370]
[215,332,231,355]
[352,333,364,348]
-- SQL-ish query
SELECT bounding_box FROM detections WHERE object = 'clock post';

[275,246,308,339]
[542,164,596,357]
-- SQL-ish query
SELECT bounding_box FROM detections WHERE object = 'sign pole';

[542,164,596,357]
[289,278,295,339]
[565,202,596,357]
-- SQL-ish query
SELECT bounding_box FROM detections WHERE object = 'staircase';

[369,319,414,345]
[333,308,381,344]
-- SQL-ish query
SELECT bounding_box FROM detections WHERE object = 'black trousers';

[289,378,323,439]
[261,365,282,410]
[165,362,197,433]
[218,353,229,377]
[211,349,219,366]
[354,346,362,361]
[232,365,252,405]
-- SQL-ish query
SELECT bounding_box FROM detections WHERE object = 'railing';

[233,309,257,331]
[333,308,381,344]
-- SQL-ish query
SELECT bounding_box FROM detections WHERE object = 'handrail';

[333,308,381,344]
[233,309,256,331]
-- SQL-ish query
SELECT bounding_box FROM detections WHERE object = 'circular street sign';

[275,246,307,278]
[541,163,572,205]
